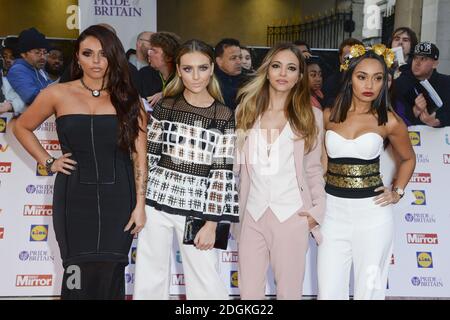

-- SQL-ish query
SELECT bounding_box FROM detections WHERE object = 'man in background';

[7,27,53,107]
[45,48,64,82]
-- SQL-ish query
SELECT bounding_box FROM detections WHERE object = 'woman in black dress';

[13,25,147,300]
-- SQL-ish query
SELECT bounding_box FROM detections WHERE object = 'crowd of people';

[2,23,448,300]
[2,26,449,126]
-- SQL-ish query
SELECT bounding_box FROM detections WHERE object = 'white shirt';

[246,120,303,223]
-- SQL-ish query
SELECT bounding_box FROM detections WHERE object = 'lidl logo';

[409,131,421,146]
[411,190,426,206]
[0,117,6,133]
[230,271,239,288]
[417,252,433,268]
[0,144,8,152]
[30,225,48,242]
[130,247,136,264]
[36,163,53,176]
[16,275,53,287]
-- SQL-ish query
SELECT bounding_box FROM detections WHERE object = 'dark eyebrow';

[356,71,384,76]
[272,60,299,67]
[81,48,105,52]
[179,63,210,67]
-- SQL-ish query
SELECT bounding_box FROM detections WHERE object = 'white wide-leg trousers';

[133,206,229,300]
[317,194,394,300]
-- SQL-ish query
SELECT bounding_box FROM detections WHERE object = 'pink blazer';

[233,107,326,244]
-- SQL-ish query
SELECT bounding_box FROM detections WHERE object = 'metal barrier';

[267,11,353,48]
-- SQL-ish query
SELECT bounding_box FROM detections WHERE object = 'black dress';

[53,114,135,299]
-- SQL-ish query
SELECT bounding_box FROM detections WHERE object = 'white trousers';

[317,194,394,300]
[133,206,229,300]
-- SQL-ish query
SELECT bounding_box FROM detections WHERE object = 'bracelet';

[45,157,57,173]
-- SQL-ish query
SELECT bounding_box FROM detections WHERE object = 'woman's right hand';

[50,153,77,175]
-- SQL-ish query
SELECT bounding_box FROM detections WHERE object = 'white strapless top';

[325,130,384,160]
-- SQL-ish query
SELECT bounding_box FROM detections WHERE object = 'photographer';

[396,42,450,127]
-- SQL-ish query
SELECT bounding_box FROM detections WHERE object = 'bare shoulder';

[44,81,80,100]
[386,110,407,134]
[42,81,73,96]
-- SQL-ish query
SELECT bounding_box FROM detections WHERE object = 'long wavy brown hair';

[71,25,143,153]
[236,42,317,153]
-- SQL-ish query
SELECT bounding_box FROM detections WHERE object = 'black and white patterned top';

[146,94,239,222]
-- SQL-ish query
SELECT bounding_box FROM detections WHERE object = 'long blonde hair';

[164,39,224,103]
[236,42,318,153]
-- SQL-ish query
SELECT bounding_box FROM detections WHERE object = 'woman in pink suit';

[235,42,326,300]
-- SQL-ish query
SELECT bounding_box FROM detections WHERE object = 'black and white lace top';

[146,94,239,222]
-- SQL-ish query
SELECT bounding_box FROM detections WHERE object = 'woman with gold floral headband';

[317,44,416,300]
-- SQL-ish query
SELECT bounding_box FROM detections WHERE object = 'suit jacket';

[233,107,326,244]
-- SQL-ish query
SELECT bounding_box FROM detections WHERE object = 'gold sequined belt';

[326,161,383,189]
[325,158,384,198]
[326,174,383,189]
[328,162,379,177]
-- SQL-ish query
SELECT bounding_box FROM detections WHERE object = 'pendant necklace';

[80,78,105,97]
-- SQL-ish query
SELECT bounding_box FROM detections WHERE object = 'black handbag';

[183,216,230,250]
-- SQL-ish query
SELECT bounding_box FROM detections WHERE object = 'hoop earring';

[77,61,83,73]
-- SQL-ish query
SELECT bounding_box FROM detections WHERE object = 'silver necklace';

[80,78,105,98]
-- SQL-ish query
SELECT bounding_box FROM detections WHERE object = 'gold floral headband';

[340,44,395,72]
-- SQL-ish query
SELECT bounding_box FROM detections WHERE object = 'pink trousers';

[238,208,309,300]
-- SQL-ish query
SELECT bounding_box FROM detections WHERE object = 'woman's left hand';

[124,206,147,235]
[298,212,318,231]
[374,187,401,206]
[194,221,217,251]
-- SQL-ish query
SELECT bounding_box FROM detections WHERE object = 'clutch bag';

[183,216,230,250]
